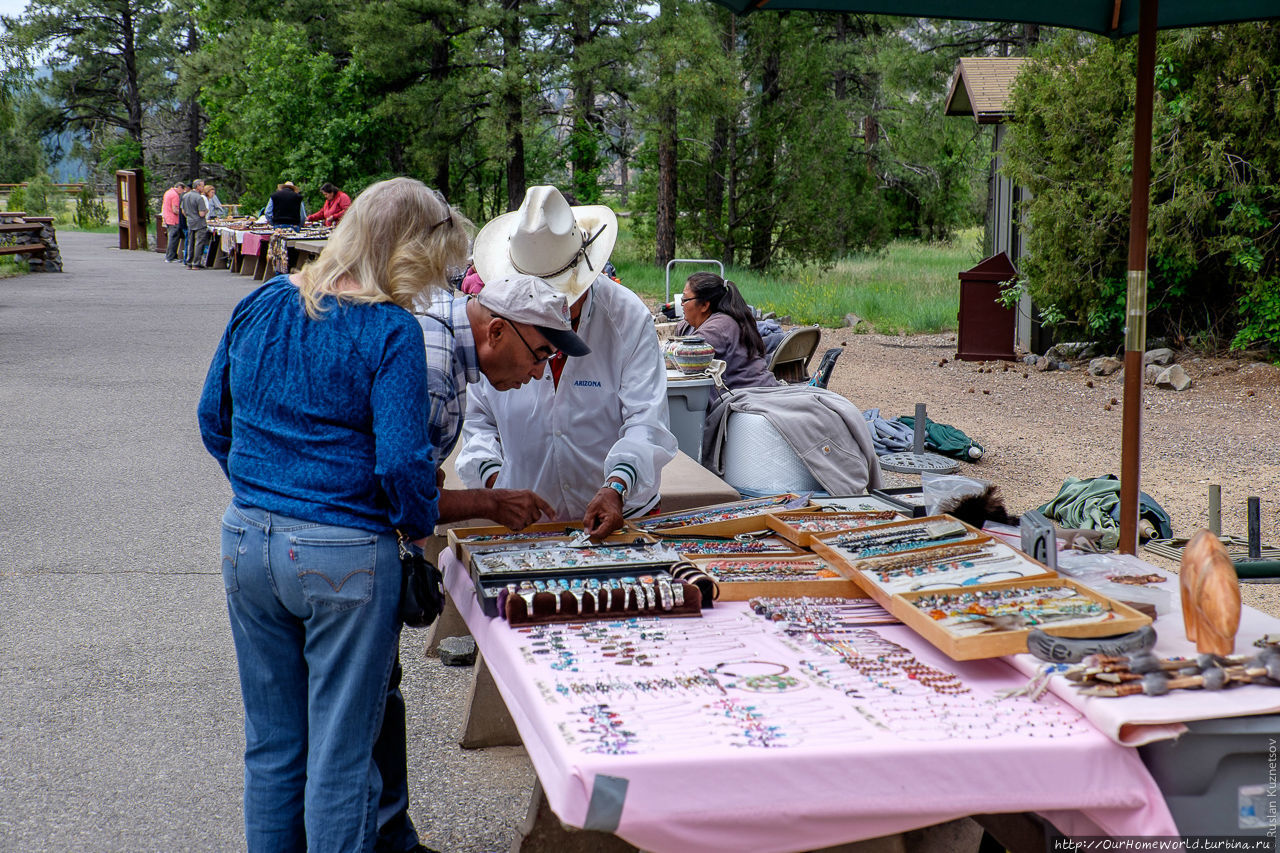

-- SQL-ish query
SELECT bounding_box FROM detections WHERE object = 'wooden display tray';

[820,539,1054,603]
[634,493,809,536]
[447,521,650,562]
[661,532,807,559]
[894,578,1152,661]
[810,515,993,603]
[690,555,866,601]
[765,508,904,547]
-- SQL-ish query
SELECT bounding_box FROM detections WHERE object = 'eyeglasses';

[680,295,699,304]
[499,317,558,365]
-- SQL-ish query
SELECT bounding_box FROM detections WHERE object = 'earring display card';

[634,493,810,536]
[765,509,905,547]
[691,556,867,601]
[896,578,1151,660]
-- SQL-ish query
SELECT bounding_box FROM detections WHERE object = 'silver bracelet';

[657,577,674,611]
[670,580,685,607]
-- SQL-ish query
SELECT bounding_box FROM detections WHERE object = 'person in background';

[676,271,781,405]
[307,182,352,227]
[457,186,677,539]
[162,180,187,263]
[267,181,306,229]
[181,180,210,269]
[198,177,468,853]
[203,183,227,220]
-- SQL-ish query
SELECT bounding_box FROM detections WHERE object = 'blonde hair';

[296,177,472,318]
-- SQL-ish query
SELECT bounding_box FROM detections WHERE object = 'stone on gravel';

[1023,354,1039,366]
[1035,356,1054,372]
[1144,348,1175,366]
[842,312,867,330]
[438,635,478,667]
[1088,357,1123,376]
[1155,364,1192,391]
[1145,364,1163,385]
[1046,341,1099,361]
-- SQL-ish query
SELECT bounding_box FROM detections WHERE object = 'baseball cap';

[476,274,590,357]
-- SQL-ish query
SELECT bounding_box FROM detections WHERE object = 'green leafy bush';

[19,173,66,218]
[7,184,26,212]
[74,185,110,227]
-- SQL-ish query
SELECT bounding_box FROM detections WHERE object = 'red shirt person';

[306,182,352,226]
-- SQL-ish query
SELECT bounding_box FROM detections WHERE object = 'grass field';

[612,226,983,334]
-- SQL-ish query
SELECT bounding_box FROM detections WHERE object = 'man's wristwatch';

[604,480,627,501]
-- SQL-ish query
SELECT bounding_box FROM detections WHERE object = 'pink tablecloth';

[1002,552,1280,746]
[442,552,1176,853]
[240,231,270,257]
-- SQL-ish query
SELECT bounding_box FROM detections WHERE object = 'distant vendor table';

[440,553,1178,853]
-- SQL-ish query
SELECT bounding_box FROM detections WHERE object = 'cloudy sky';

[0,0,29,20]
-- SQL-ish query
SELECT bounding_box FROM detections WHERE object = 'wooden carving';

[1179,529,1242,655]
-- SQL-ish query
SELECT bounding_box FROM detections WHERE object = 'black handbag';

[397,535,446,629]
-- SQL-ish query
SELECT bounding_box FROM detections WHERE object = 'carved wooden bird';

[1179,529,1242,656]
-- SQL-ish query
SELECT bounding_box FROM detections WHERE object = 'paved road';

[0,231,533,852]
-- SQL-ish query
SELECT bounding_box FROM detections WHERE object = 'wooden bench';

[0,222,47,261]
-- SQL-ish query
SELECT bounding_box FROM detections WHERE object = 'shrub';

[7,184,26,212]
[20,173,66,218]
[74,185,110,228]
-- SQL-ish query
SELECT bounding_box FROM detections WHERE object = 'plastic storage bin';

[721,411,822,495]
[1137,714,1280,836]
[666,373,714,463]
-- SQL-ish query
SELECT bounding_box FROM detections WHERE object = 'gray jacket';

[703,385,884,495]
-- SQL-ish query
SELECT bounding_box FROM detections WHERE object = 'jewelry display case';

[689,556,866,601]
[765,509,905,547]
[896,578,1152,660]
[633,493,810,536]
[446,522,651,562]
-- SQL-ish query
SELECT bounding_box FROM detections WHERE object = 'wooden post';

[1118,0,1158,555]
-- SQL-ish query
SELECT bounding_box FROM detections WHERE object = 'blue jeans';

[220,502,403,853]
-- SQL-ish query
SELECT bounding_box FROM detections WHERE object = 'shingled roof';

[944,57,1029,124]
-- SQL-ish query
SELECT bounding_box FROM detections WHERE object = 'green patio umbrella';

[708,0,1280,555]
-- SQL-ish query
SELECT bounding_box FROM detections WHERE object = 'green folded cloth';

[897,415,984,461]
[1037,475,1173,551]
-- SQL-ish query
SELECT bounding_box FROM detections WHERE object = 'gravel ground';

[818,328,1280,616]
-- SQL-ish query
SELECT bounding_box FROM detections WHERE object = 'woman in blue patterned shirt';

[198,178,471,853]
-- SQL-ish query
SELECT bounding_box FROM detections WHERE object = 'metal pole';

[1208,484,1221,536]
[913,403,926,456]
[1118,0,1158,555]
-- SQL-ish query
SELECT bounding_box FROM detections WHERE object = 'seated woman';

[676,272,781,403]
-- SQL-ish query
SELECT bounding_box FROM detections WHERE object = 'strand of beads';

[912,586,1110,628]
[702,559,838,583]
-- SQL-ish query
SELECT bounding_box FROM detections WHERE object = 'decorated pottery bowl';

[670,336,715,375]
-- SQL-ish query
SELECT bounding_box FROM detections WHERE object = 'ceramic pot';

[662,339,680,370]
[670,336,715,375]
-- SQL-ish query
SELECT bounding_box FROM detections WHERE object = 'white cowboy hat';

[472,186,617,303]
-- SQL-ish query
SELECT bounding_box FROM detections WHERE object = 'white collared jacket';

[456,274,677,521]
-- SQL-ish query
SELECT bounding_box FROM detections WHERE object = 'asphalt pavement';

[0,230,533,852]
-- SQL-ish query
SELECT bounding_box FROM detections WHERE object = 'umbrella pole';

[1119,0,1159,555]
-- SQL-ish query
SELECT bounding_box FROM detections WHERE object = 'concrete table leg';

[423,594,469,658]
[511,780,640,853]
[459,653,522,749]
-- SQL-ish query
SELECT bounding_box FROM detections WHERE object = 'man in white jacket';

[457,186,677,538]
